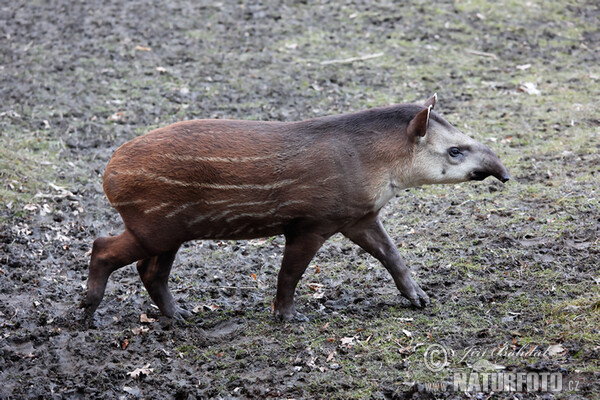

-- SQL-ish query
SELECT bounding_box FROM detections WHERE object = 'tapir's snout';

[490,156,510,183]
[497,172,510,183]
[471,146,510,183]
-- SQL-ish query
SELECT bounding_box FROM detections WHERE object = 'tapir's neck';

[289,105,420,211]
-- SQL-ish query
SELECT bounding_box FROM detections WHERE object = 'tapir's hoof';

[159,308,191,328]
[397,275,430,309]
[172,306,192,320]
[275,312,309,323]
[78,304,99,328]
[285,311,309,323]
[408,292,430,308]
[160,305,192,324]
[79,294,99,318]
[273,302,307,322]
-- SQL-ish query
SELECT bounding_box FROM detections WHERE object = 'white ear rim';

[424,93,437,110]
[426,105,431,128]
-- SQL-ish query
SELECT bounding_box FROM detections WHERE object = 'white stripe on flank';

[166,200,277,218]
[118,169,296,190]
[158,153,274,163]
[204,199,233,205]
[110,199,146,207]
[144,202,171,214]
[227,200,276,207]
[295,174,340,190]
[165,201,204,218]
[261,222,282,229]
[214,227,228,237]
[212,200,282,219]
[231,225,248,235]
[187,210,217,226]
[225,200,305,223]
[201,180,297,190]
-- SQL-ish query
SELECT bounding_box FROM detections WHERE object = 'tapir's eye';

[448,147,462,158]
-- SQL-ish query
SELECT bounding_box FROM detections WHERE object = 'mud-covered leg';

[82,229,150,317]
[136,246,189,319]
[273,231,328,321]
[342,215,430,308]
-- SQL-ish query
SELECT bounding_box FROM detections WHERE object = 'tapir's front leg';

[342,215,430,308]
[274,229,329,321]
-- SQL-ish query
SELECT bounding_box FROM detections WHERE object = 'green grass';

[0,125,66,216]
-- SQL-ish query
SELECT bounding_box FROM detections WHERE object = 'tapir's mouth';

[470,170,510,183]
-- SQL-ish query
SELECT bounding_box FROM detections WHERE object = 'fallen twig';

[320,52,384,65]
[466,49,498,60]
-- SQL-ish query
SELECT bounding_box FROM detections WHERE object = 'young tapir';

[82,94,509,321]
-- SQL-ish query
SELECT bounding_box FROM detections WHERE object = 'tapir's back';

[104,119,289,204]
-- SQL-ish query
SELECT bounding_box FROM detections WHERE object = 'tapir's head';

[406,94,510,186]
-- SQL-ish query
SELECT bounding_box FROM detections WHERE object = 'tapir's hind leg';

[82,229,150,317]
[136,246,189,319]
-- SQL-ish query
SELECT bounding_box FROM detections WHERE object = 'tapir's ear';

[423,93,437,109]
[407,106,431,138]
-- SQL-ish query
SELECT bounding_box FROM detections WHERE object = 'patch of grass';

[0,124,66,216]
[545,294,600,344]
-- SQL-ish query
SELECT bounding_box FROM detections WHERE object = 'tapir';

[82,95,509,321]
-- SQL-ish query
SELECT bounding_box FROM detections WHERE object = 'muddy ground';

[1,0,599,399]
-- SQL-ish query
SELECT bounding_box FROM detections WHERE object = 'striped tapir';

[82,95,509,321]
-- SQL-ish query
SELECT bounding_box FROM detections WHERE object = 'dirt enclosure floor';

[1,0,599,399]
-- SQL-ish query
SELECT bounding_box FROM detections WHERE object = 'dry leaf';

[128,363,153,378]
[135,45,152,52]
[402,329,412,338]
[121,339,129,350]
[340,336,355,346]
[326,351,336,362]
[140,313,157,323]
[193,304,219,313]
[251,273,257,281]
[545,344,566,357]
[108,111,124,122]
[518,82,541,95]
[24,204,38,212]
[516,63,531,70]
[131,326,149,335]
